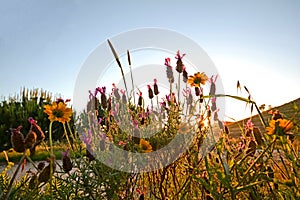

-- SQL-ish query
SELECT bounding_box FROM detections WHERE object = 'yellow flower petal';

[44,101,72,123]
[139,139,152,153]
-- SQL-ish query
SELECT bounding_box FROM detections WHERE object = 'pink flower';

[82,130,93,146]
[175,50,186,73]
[164,57,171,67]
[246,119,254,130]
[28,117,37,125]
[118,140,126,146]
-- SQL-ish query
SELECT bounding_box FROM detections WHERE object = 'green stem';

[203,93,267,127]
[177,74,181,105]
[63,123,73,151]
[49,121,53,155]
[49,121,54,200]
[67,122,76,142]
[25,155,38,171]
[238,137,277,187]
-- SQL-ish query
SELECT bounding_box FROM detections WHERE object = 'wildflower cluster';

[10,118,45,154]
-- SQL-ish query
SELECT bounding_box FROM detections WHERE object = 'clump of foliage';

[0,88,74,151]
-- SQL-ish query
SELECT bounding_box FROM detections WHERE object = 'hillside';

[227,97,300,138]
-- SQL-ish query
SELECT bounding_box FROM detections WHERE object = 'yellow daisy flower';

[44,102,72,123]
[266,119,293,135]
[187,72,208,87]
[139,139,152,153]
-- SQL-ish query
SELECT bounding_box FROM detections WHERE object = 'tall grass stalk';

[107,39,129,98]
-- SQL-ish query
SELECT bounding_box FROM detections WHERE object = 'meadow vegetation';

[0,48,299,199]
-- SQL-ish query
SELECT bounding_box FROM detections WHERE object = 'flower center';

[53,109,64,118]
[194,77,201,85]
[142,144,148,150]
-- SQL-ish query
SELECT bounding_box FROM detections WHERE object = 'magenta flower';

[246,119,254,130]
[82,130,93,146]
[175,50,186,73]
[62,148,70,158]
[153,79,159,95]
[28,117,37,125]
[147,85,154,99]
[165,57,174,83]
[164,57,171,67]
[56,98,71,104]
[62,148,73,173]
[137,92,143,106]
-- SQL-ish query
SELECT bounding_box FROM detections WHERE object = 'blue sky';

[1,0,299,120]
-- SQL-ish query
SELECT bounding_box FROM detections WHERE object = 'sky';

[1,0,300,121]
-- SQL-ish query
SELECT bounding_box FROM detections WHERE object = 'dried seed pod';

[147,85,154,99]
[24,130,37,149]
[10,126,25,153]
[62,154,73,173]
[138,93,143,107]
[175,50,185,73]
[165,57,174,83]
[153,79,159,95]
[38,161,45,171]
[28,118,45,142]
[182,68,188,83]
[38,156,56,184]
[38,164,51,183]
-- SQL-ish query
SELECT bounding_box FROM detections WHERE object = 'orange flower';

[44,102,72,123]
[187,72,208,87]
[266,119,293,135]
[139,139,152,153]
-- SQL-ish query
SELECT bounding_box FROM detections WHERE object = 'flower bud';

[183,68,188,83]
[147,85,154,99]
[62,149,73,173]
[25,130,37,149]
[28,117,45,143]
[10,126,25,153]
[195,87,200,96]
[138,92,143,107]
[153,79,159,95]
[38,162,45,171]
